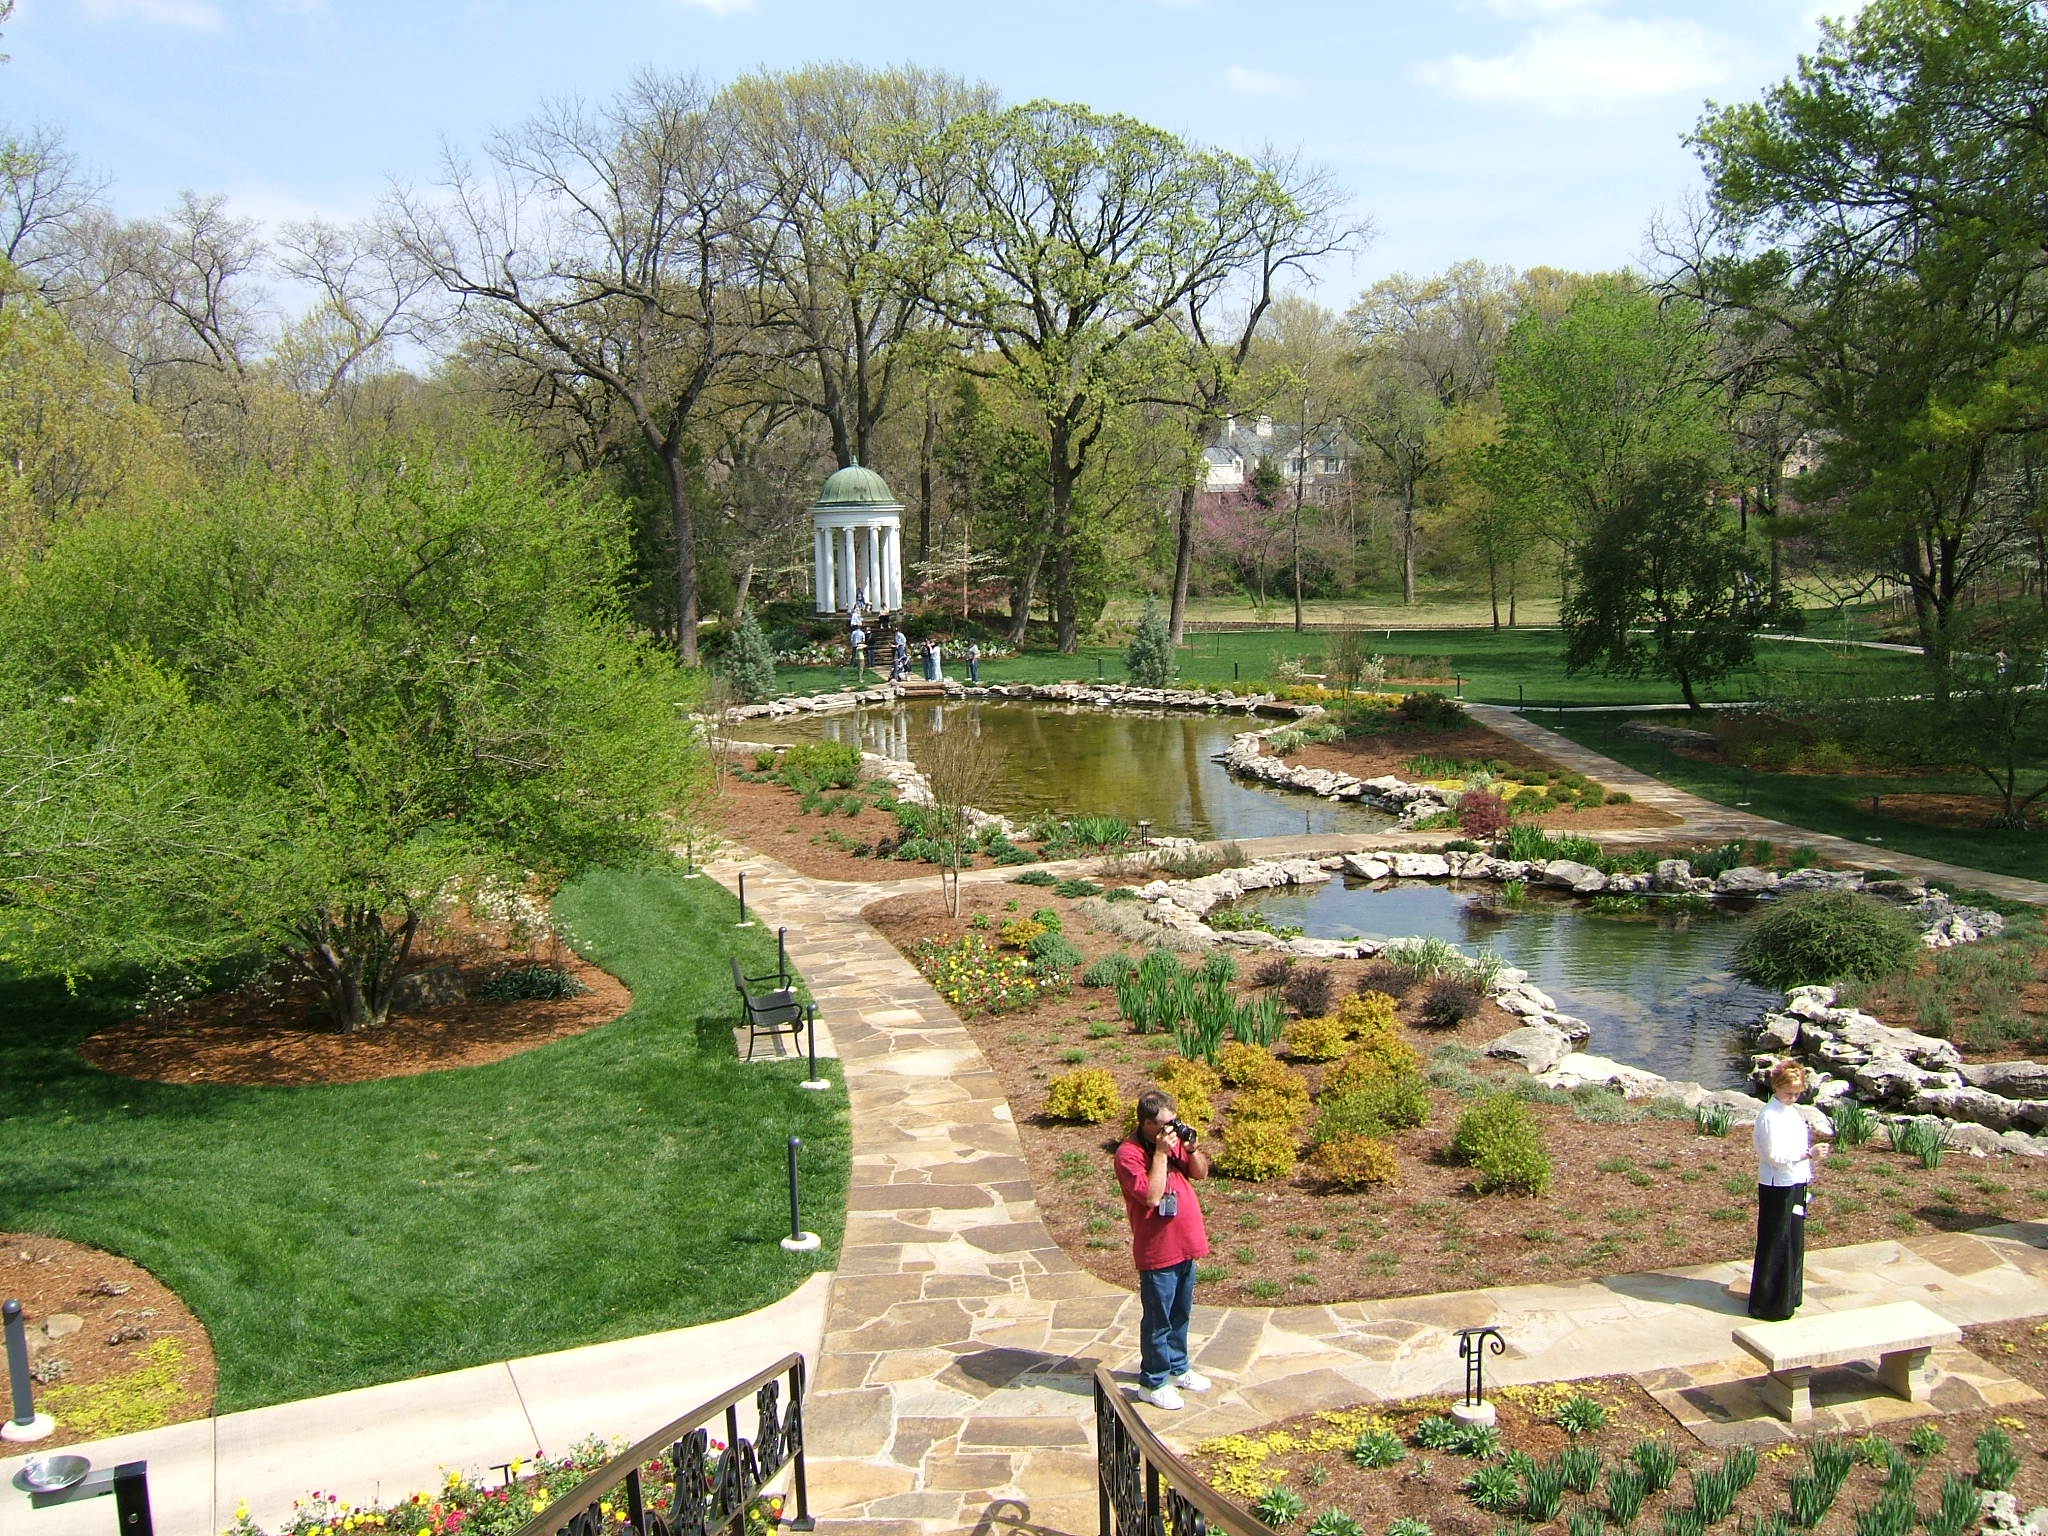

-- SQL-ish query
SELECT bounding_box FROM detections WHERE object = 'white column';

[866,525,881,610]
[884,523,901,609]
[813,525,828,613]
[838,526,856,612]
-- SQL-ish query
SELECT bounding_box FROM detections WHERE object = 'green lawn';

[1550,711,2048,884]
[774,626,1930,710]
[0,867,847,1413]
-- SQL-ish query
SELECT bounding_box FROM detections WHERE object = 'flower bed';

[226,1440,786,1536]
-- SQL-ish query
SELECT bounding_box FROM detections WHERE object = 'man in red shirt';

[1114,1088,1213,1410]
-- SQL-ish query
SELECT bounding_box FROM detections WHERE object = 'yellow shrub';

[1215,1115,1299,1181]
[1286,1015,1350,1061]
[1306,1133,1400,1189]
[1234,1076,1312,1130]
[998,917,1047,950]
[1045,1068,1126,1124]
[1218,1040,1286,1088]
[1155,1056,1221,1130]
[1324,1048,1392,1095]
[1337,991,1398,1033]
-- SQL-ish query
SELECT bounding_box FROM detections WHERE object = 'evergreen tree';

[1125,597,1174,688]
[725,609,778,703]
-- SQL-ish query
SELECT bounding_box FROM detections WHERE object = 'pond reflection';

[745,699,1395,842]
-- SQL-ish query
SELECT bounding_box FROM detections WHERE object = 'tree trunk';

[1169,482,1197,646]
[1401,498,1418,606]
[734,560,755,619]
[1050,435,1079,653]
[664,449,700,666]
[1291,496,1304,634]
[291,903,421,1033]
[1488,555,1501,630]
[918,398,937,564]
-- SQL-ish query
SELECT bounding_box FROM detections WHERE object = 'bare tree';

[387,71,759,663]
[915,711,1000,918]
[0,122,108,306]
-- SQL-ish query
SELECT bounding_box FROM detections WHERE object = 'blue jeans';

[1137,1259,1196,1388]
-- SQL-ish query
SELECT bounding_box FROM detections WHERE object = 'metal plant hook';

[1456,1325,1507,1409]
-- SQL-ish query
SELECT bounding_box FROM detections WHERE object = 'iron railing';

[514,1353,811,1536]
[1094,1366,1277,1536]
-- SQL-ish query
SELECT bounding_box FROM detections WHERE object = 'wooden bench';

[1733,1301,1960,1424]
[731,956,806,1061]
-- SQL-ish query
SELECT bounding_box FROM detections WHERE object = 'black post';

[1455,673,1462,699]
[786,1136,803,1243]
[4,1298,36,1428]
[1232,661,1240,682]
[1517,682,1524,709]
[1869,794,1883,842]
[787,1358,816,1531]
[113,1463,155,1536]
[806,1004,820,1084]
[1097,658,1104,681]
[737,872,749,927]
[777,926,788,985]
[1738,767,1753,807]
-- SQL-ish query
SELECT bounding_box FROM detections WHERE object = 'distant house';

[1202,414,1353,503]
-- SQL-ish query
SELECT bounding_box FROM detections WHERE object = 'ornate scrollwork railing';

[514,1354,812,1536]
[1094,1365,1278,1536]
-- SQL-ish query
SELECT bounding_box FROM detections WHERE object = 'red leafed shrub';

[1457,788,1510,841]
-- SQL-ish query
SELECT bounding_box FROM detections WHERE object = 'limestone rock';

[1342,854,1392,882]
[1651,858,1694,892]
[1391,852,1451,878]
[1540,859,1608,894]
[1538,1053,1668,1098]
[1961,1060,2048,1101]
[1698,1089,1767,1126]
[1754,1013,1802,1052]
[1484,1025,1576,1074]
[1943,1122,2009,1157]
[42,1313,82,1340]
[1714,865,1780,894]
[1795,1103,1837,1140]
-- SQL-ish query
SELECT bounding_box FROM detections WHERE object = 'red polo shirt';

[1115,1135,1210,1272]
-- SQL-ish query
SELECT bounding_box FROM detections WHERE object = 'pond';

[742,699,1395,841]
[1218,878,1776,1089]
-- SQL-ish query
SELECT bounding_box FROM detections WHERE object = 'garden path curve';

[714,852,2048,1536]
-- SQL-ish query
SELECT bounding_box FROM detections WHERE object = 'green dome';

[814,463,902,510]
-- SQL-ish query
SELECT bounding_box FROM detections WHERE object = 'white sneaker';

[1173,1369,1212,1393]
[1136,1382,1185,1411]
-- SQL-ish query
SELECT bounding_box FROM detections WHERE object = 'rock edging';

[1122,848,2039,1154]
[726,681,1319,722]
[1218,724,1455,826]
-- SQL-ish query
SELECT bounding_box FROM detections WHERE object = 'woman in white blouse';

[1750,1058,1821,1320]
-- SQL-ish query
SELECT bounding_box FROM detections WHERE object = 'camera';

[1173,1122,1197,1146]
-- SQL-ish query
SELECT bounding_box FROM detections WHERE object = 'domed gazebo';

[811,462,904,615]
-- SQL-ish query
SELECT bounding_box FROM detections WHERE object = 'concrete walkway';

[2,1275,832,1536]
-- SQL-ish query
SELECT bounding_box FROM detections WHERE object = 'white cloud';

[76,0,225,27]
[1416,14,1732,114]
[1224,65,1300,99]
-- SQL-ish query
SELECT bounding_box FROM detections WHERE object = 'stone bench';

[1733,1301,1960,1424]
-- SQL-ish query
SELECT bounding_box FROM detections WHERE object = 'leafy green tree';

[723,608,778,703]
[1560,462,1766,711]
[0,433,701,1030]
[1492,278,1729,570]
[920,101,1311,652]
[1125,597,1174,688]
[1692,0,2048,673]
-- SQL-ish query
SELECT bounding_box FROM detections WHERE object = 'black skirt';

[1750,1182,1807,1321]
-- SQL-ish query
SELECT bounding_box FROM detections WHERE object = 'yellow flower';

[236,1505,251,1522]
[1997,1416,2026,1431]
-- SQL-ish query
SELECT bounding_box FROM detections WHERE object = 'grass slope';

[1554,711,2048,883]
[0,867,847,1413]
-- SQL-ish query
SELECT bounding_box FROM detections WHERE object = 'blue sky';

[9,0,1856,295]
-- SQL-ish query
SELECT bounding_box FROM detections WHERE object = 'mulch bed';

[866,882,2048,1310]
[0,1233,216,1450]
[1187,1344,2048,1536]
[81,934,630,1087]
[709,768,933,884]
